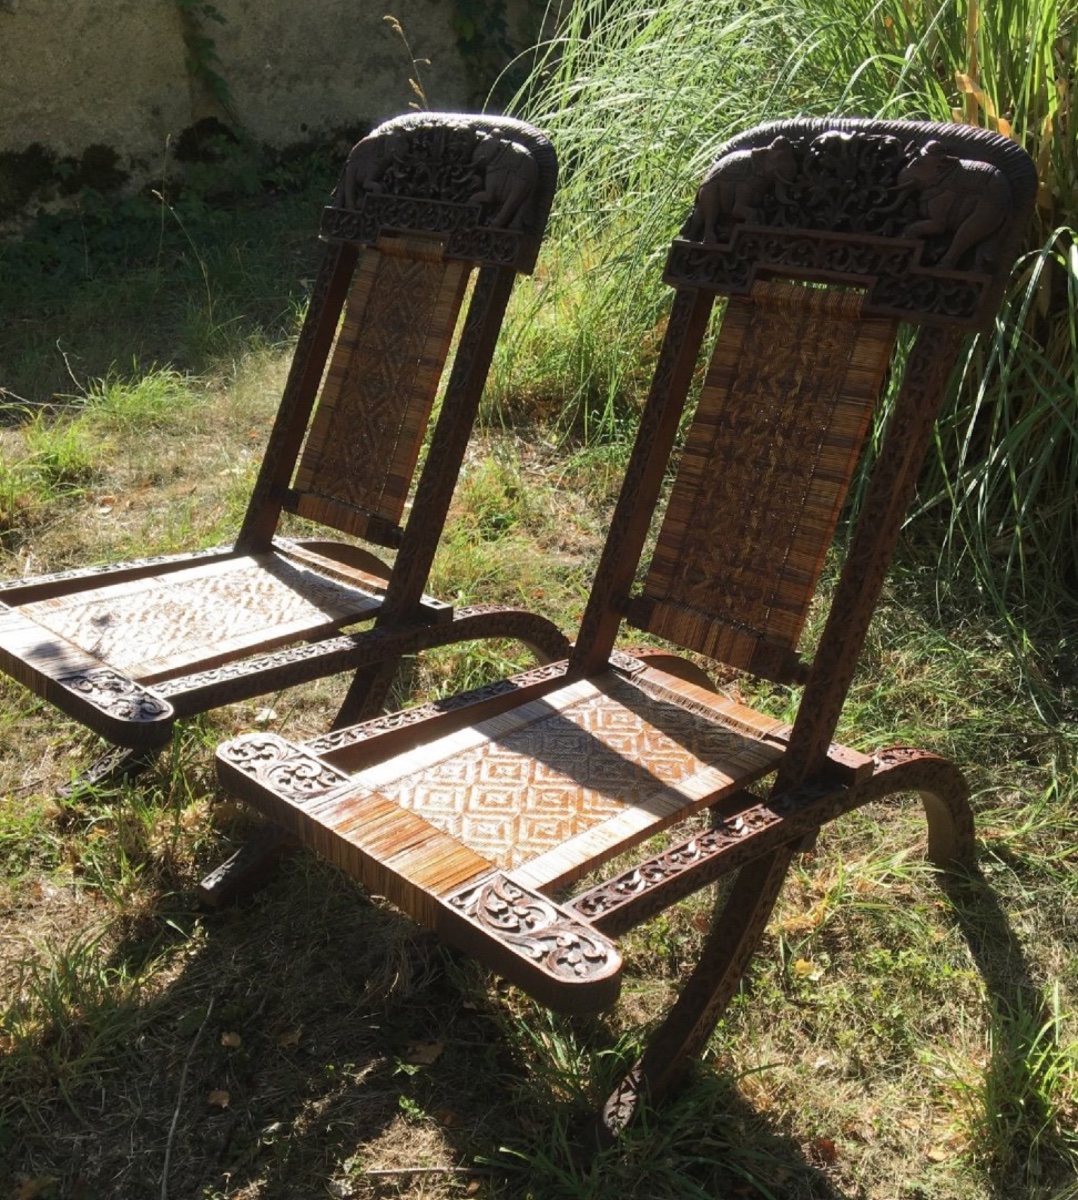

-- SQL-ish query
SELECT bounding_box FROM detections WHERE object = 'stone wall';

[0,0,547,214]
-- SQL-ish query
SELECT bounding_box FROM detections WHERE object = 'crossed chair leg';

[588,748,976,1143]
[60,744,162,799]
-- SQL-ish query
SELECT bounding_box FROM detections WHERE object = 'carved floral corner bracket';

[217,733,349,801]
[444,872,622,1011]
[56,667,172,723]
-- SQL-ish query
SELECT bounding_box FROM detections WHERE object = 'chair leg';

[590,750,974,1144]
[594,841,799,1142]
[60,744,161,798]
[332,657,408,729]
[198,820,299,908]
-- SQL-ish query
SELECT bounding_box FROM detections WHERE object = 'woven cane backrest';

[573,118,1037,697]
[290,236,470,540]
[627,280,898,683]
[238,112,557,554]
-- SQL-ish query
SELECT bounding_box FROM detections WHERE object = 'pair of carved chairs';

[2,112,1036,1134]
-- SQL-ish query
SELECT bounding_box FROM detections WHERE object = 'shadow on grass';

[940,866,1078,1197]
[2,847,859,1200]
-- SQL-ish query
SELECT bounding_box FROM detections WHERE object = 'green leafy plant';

[175,0,233,113]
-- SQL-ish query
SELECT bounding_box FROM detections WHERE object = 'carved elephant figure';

[686,136,799,242]
[336,130,402,209]
[469,131,539,229]
[897,140,1011,269]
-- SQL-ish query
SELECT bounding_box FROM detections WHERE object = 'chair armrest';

[0,605,174,747]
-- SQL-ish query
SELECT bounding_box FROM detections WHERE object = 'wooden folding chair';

[216,118,1036,1135]
[0,113,567,769]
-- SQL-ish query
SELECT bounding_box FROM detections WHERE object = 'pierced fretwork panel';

[291,236,470,542]
[629,279,897,681]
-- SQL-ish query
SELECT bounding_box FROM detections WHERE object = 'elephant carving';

[896,140,1011,269]
[336,130,401,209]
[686,136,799,242]
[469,131,539,228]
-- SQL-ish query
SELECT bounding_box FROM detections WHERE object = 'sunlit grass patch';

[933,985,1078,1187]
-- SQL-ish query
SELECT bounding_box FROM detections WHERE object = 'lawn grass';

[2,46,1077,1200]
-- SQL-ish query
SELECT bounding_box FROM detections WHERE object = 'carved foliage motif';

[154,634,359,698]
[571,741,974,936]
[0,544,226,594]
[57,668,170,723]
[566,780,839,936]
[320,204,523,268]
[158,591,464,701]
[158,606,569,711]
[448,872,620,985]
[572,769,906,936]
[675,127,1018,326]
[304,658,570,755]
[327,116,547,269]
[218,734,348,800]
[608,649,646,676]
[338,119,537,226]
[688,130,1008,254]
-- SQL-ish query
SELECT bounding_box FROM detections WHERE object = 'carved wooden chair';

[0,113,567,770]
[216,119,1036,1135]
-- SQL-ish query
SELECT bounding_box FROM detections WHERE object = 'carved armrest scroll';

[441,872,622,1014]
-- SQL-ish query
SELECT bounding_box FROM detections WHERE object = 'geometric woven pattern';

[351,672,784,891]
[292,237,469,538]
[631,279,897,681]
[19,555,381,683]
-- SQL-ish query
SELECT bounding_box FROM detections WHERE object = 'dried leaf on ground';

[403,1039,444,1065]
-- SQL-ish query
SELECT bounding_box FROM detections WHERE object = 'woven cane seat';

[349,673,784,891]
[219,668,786,916]
[17,554,382,683]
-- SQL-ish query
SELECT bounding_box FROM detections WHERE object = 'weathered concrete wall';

[209,1,478,147]
[0,0,544,202]
[0,0,193,162]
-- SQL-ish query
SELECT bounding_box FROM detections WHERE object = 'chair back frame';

[236,112,558,626]
[570,119,1036,796]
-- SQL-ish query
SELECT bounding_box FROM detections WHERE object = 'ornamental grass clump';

[504,0,1076,634]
